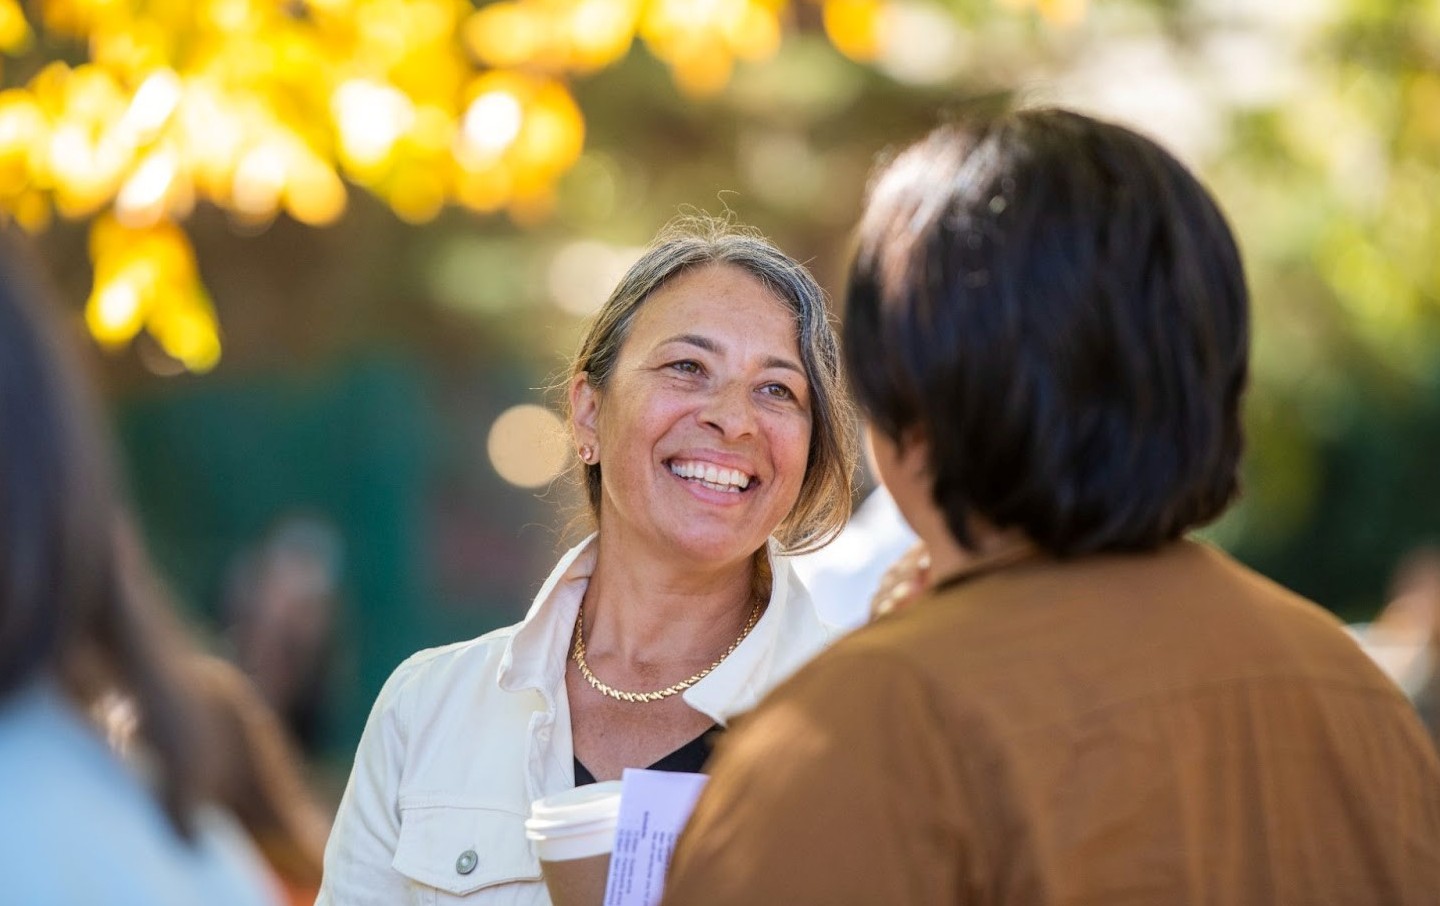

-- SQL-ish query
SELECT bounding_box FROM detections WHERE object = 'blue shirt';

[0,681,279,906]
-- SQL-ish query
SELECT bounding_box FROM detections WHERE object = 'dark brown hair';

[0,229,210,836]
[846,108,1249,555]
[190,655,328,892]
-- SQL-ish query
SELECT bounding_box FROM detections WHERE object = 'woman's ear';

[888,424,931,486]
[865,423,931,507]
[569,372,600,451]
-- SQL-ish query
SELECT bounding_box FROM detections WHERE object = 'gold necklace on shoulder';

[571,597,764,704]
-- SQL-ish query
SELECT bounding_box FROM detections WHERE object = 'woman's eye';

[669,360,702,375]
[761,383,796,401]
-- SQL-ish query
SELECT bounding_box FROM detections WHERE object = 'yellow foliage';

[822,0,884,62]
[640,0,787,94]
[567,0,640,71]
[455,162,511,213]
[4,0,1124,370]
[387,163,448,223]
[284,153,348,226]
[86,215,220,371]
[1001,0,1087,27]
[464,2,548,69]
[672,38,735,97]
[457,71,584,182]
[0,0,34,54]
[0,90,47,198]
[12,190,50,231]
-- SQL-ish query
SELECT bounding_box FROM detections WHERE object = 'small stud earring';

[579,444,595,464]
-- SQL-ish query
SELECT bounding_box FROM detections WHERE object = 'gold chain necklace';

[571,598,763,704]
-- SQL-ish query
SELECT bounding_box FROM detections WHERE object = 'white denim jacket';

[317,535,836,906]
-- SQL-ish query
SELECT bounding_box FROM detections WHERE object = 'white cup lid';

[526,780,623,831]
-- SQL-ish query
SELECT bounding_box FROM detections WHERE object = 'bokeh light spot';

[487,404,569,488]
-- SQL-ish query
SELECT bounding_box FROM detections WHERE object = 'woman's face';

[572,263,813,569]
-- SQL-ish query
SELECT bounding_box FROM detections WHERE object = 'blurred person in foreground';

[790,480,917,630]
[0,230,279,905]
[318,219,856,905]
[662,108,1440,905]
[191,654,331,906]
[1356,546,1440,745]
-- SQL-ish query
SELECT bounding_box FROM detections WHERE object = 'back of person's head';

[0,228,208,834]
[845,107,1249,556]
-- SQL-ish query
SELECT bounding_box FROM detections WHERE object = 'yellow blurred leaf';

[86,271,147,346]
[0,90,47,196]
[115,145,189,228]
[0,0,34,54]
[513,82,585,175]
[728,1,780,61]
[149,294,222,372]
[568,0,640,71]
[460,78,527,163]
[230,140,288,220]
[388,165,447,223]
[11,189,51,232]
[1038,0,1086,26]
[822,0,884,62]
[1000,0,1086,26]
[455,161,511,212]
[284,156,348,226]
[333,78,415,177]
[464,2,547,68]
[90,19,170,77]
[670,38,733,97]
[507,180,556,226]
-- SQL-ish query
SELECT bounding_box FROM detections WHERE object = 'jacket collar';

[497,534,834,725]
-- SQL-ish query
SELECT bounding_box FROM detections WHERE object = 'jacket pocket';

[392,801,543,897]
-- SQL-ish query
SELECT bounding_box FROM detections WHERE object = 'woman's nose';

[699,382,758,437]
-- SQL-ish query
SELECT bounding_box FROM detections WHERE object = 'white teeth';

[668,460,752,490]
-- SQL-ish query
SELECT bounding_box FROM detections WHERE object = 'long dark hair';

[0,229,210,836]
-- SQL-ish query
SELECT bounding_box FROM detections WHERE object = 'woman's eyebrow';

[657,333,805,376]
[658,333,720,354]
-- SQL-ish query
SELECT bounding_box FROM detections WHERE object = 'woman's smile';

[666,458,754,493]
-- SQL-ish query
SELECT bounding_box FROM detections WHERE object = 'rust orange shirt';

[663,541,1440,905]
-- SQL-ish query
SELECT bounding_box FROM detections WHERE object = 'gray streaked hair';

[568,215,856,554]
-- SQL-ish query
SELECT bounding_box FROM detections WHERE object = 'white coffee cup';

[526,781,623,906]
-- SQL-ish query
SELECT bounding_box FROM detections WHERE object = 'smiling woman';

[317,218,857,906]
[567,220,854,556]
[569,263,816,572]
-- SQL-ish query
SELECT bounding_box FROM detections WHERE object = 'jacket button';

[456,849,478,875]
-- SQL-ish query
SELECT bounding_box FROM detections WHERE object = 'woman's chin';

[659,525,770,569]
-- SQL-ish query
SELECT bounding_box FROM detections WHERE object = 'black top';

[574,725,722,787]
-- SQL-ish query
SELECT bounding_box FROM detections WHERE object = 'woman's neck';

[579,535,762,667]
[925,517,1035,588]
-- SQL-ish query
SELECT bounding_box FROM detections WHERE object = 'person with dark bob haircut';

[662,108,1440,905]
